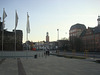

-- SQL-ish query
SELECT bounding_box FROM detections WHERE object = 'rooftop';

[80,25,100,37]
[70,23,86,30]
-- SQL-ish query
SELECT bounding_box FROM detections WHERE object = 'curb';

[50,54,86,59]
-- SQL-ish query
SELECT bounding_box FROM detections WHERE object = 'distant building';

[69,23,86,40]
[69,16,100,52]
[48,41,58,50]
[0,22,2,30]
[46,32,49,43]
[0,22,23,51]
[23,41,32,50]
[69,23,86,50]
[97,16,100,26]
[80,16,100,52]
[58,40,71,51]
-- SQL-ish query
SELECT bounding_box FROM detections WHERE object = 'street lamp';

[57,29,59,41]
[57,29,59,54]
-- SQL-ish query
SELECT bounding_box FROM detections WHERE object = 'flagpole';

[26,12,30,50]
[15,10,18,51]
[2,9,4,51]
[26,30,28,50]
[1,22,4,57]
[15,11,16,51]
[15,29,16,51]
[27,29,28,41]
[2,8,6,51]
[2,22,4,51]
[27,12,28,50]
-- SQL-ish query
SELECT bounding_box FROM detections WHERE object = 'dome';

[70,23,86,30]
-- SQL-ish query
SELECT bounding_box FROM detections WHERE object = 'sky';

[0,0,100,43]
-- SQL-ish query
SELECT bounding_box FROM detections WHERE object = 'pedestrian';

[44,47,47,58]
[47,48,49,56]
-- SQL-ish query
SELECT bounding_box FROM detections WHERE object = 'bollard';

[64,49,66,56]
[34,54,37,59]
[72,50,76,56]
[39,53,40,57]
[84,50,88,57]
[42,53,44,57]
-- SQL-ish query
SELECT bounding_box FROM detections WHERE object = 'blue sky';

[0,0,100,43]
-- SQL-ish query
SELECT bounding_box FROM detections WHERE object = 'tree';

[61,37,68,40]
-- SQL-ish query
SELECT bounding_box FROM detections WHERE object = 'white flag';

[26,12,30,33]
[3,8,7,28]
[3,8,7,20]
[15,11,18,30]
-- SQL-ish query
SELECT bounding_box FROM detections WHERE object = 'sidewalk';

[0,55,100,75]
[0,58,18,75]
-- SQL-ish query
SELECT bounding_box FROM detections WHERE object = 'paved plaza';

[0,55,100,75]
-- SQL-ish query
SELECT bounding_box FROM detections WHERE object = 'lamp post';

[93,29,95,59]
[57,29,59,41]
[57,29,59,54]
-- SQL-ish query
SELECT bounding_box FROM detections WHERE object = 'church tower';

[46,32,49,43]
[97,16,100,26]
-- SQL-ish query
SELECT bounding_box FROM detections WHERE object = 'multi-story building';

[48,41,58,50]
[69,23,86,50]
[0,22,23,51]
[58,40,70,51]
[69,16,100,52]
[80,16,100,52]
[69,23,86,41]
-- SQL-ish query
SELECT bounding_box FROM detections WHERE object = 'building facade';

[69,23,86,50]
[0,22,23,51]
[80,16,100,52]
[58,40,70,51]
[46,32,49,43]
[69,23,86,41]
[69,16,100,52]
